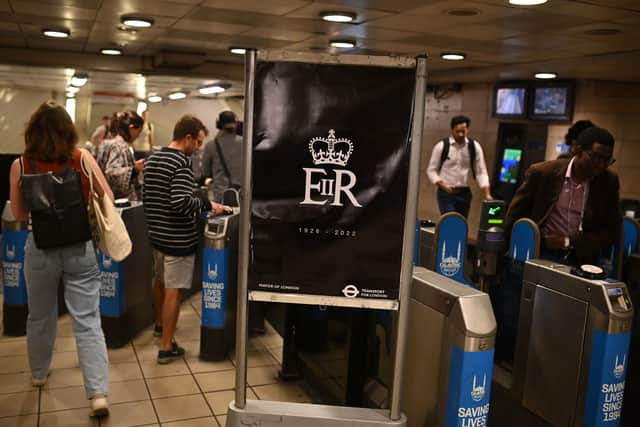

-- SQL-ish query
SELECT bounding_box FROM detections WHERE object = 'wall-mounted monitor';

[499,148,523,184]
[493,83,527,119]
[529,80,575,121]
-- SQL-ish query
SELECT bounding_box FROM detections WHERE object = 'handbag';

[81,152,132,261]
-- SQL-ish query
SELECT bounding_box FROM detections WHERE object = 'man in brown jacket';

[505,126,621,265]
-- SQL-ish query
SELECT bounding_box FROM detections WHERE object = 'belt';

[449,186,470,194]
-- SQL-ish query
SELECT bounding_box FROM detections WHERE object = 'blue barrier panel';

[202,247,227,328]
[445,346,494,427]
[98,252,124,316]
[2,230,28,305]
[509,221,537,262]
[583,330,632,427]
[435,214,469,286]
[623,218,638,258]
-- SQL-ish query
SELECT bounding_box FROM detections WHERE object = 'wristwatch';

[563,236,571,249]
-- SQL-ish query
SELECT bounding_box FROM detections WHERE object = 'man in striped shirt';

[143,115,225,363]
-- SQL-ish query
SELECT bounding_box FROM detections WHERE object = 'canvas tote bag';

[81,152,132,261]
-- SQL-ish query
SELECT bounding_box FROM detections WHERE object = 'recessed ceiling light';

[120,15,154,28]
[330,40,356,49]
[534,72,557,79]
[70,73,88,87]
[320,11,357,23]
[148,95,163,103]
[440,52,466,61]
[168,91,187,100]
[446,8,479,17]
[229,47,247,55]
[101,48,122,55]
[199,85,226,95]
[66,86,80,94]
[509,0,548,5]
[584,28,621,36]
[42,28,70,38]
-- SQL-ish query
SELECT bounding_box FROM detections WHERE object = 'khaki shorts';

[153,249,195,289]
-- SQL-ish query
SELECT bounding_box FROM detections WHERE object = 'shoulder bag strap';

[214,138,233,183]
[438,138,450,173]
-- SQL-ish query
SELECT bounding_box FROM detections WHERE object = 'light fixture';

[148,95,163,103]
[136,101,148,115]
[70,73,88,87]
[199,85,225,95]
[330,40,356,49]
[42,28,70,38]
[534,72,557,79]
[508,0,548,5]
[168,91,187,100]
[440,52,466,61]
[229,47,246,55]
[120,15,154,28]
[320,11,356,23]
[100,48,122,55]
[65,97,76,122]
[66,86,80,94]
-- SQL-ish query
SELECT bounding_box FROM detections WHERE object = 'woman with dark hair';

[9,100,113,417]
[97,110,145,200]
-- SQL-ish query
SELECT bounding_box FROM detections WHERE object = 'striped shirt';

[143,147,211,256]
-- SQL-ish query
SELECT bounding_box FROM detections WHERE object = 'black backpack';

[20,157,92,249]
[437,138,477,179]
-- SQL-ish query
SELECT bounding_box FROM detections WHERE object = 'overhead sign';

[249,60,415,300]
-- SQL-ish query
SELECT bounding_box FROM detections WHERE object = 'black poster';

[249,60,415,300]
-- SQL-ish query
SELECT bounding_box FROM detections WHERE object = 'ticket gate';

[512,259,633,427]
[99,202,154,348]
[402,267,496,427]
[417,220,436,268]
[200,208,239,361]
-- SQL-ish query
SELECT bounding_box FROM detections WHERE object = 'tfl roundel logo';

[342,284,360,298]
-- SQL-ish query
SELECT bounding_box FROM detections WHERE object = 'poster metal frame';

[234,49,427,422]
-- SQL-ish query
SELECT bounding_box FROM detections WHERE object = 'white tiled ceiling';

[0,0,637,91]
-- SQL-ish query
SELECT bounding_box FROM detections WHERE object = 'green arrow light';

[489,207,501,216]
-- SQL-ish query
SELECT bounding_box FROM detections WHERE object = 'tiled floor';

[0,292,314,426]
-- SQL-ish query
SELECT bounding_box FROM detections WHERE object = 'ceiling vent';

[584,28,620,36]
[445,8,479,17]
[153,50,207,69]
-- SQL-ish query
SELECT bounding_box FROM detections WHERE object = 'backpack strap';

[214,138,233,184]
[437,138,450,173]
[468,138,477,179]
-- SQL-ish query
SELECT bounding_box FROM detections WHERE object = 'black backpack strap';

[214,138,232,183]
[468,139,477,179]
[437,138,450,173]
[26,157,39,173]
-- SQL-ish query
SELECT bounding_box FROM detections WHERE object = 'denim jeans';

[436,187,472,218]
[24,234,109,399]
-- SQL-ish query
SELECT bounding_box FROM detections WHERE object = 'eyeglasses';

[586,150,615,166]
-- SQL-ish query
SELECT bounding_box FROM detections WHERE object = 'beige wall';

[418,79,640,235]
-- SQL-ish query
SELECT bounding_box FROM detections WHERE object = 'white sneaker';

[31,372,50,387]
[90,394,109,417]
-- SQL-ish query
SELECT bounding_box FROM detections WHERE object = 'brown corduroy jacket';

[505,158,621,263]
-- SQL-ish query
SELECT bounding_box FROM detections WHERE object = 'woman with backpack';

[97,110,146,201]
[8,100,113,418]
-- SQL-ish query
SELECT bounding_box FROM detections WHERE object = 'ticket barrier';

[98,202,154,348]
[200,208,239,361]
[417,219,436,268]
[511,259,633,427]
[621,253,640,425]
[402,267,496,427]
[2,201,68,336]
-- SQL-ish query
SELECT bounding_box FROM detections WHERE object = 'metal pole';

[235,48,256,409]
[390,55,428,420]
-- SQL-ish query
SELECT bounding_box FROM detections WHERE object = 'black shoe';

[157,342,185,364]
[153,324,162,337]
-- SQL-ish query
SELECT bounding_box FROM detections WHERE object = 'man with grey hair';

[202,110,242,201]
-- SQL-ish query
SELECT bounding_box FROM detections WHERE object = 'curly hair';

[24,100,77,162]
